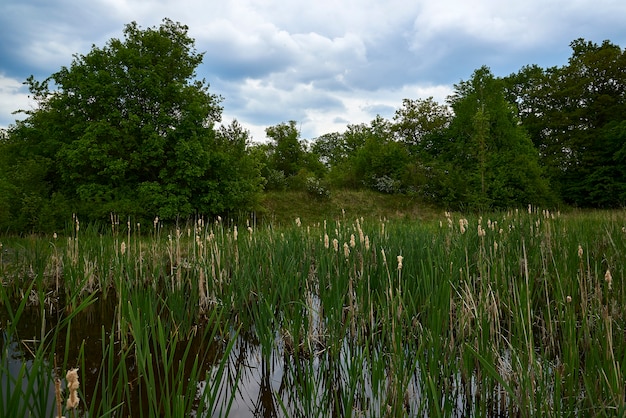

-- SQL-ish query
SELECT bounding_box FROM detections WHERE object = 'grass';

[1,201,625,417]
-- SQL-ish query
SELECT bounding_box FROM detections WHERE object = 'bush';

[305,176,331,199]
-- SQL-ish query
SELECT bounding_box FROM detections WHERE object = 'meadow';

[1,207,625,417]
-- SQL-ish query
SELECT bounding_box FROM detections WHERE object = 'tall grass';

[1,208,625,416]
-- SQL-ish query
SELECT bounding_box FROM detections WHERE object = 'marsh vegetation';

[1,208,625,417]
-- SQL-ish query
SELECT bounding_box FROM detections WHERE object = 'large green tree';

[505,39,626,207]
[3,19,262,228]
[445,66,554,209]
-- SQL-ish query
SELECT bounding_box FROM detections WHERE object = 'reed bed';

[1,208,625,417]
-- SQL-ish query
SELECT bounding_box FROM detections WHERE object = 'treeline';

[1,19,625,232]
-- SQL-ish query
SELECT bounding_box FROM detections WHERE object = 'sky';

[1,0,626,142]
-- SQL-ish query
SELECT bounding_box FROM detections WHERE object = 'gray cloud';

[1,0,625,138]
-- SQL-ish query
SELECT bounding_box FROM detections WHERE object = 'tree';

[4,19,262,227]
[392,97,452,153]
[505,39,626,206]
[445,66,554,209]
[263,120,326,191]
[265,120,304,178]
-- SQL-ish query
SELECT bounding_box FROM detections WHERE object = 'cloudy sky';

[1,0,626,141]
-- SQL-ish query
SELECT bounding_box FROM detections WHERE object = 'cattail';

[332,238,339,252]
[120,241,126,255]
[54,377,62,418]
[295,217,302,227]
[493,241,498,254]
[343,242,350,259]
[233,226,238,241]
[365,235,370,251]
[578,245,583,259]
[605,269,613,290]
[65,368,80,410]
[350,234,356,248]
[397,255,403,270]
[478,225,486,237]
[53,232,58,240]
[566,295,572,303]
[324,233,329,249]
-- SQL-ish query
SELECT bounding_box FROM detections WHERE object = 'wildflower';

[605,270,613,290]
[566,295,572,303]
[397,255,403,270]
[295,217,301,227]
[53,232,58,240]
[65,368,80,410]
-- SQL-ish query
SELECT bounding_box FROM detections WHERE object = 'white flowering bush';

[371,175,401,194]
[305,176,331,199]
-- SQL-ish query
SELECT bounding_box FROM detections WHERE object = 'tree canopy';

[0,19,262,230]
[1,31,625,232]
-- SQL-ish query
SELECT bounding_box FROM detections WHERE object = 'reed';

[1,208,625,416]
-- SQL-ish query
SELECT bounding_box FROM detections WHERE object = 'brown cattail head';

[65,368,80,410]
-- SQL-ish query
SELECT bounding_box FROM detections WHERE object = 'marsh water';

[1,289,491,417]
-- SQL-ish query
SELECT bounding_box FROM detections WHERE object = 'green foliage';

[392,97,452,152]
[443,66,554,209]
[1,19,262,231]
[505,39,626,207]
[263,121,327,191]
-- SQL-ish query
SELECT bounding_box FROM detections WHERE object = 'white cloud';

[1,0,625,139]
[0,74,33,129]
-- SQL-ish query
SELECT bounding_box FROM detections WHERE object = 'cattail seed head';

[578,245,583,259]
[605,269,613,290]
[65,368,80,410]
